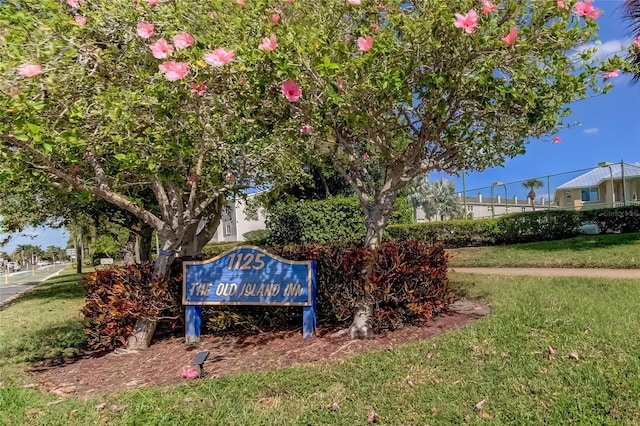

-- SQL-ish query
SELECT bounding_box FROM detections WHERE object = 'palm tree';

[429,179,463,221]
[522,178,544,211]
[625,0,640,82]
[407,174,437,221]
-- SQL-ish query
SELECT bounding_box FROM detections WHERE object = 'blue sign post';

[183,246,316,342]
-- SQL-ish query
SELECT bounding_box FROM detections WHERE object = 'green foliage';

[580,205,640,234]
[242,229,272,246]
[387,219,502,247]
[496,210,582,244]
[267,196,412,245]
[389,206,640,248]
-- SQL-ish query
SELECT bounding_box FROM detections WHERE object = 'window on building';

[487,206,493,212]
[580,187,599,202]
[224,223,232,235]
[521,207,526,212]
[467,205,474,212]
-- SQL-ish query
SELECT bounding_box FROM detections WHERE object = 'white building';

[209,193,267,243]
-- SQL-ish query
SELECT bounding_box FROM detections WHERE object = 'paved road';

[0,265,68,305]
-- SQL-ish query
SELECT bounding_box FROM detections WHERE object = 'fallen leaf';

[533,351,543,355]
[22,383,37,388]
[479,411,493,419]
[367,411,378,423]
[95,402,107,411]
[47,399,64,406]
[111,404,126,412]
[500,352,508,358]
[584,327,592,334]
[0,381,4,388]
[406,379,415,388]
[569,351,580,361]
[426,352,433,359]
[431,406,438,415]
[548,346,556,356]
[464,414,471,422]
[331,402,340,411]
[475,399,485,410]
[183,397,193,403]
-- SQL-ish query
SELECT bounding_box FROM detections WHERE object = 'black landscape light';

[191,351,210,378]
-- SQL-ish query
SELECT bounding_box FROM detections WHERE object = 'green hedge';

[266,195,412,245]
[386,219,501,247]
[387,205,640,247]
[495,210,581,244]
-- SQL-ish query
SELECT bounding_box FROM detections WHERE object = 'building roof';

[557,163,640,190]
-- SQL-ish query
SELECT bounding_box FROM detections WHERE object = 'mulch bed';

[33,299,489,397]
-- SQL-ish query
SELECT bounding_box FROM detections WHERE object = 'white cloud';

[583,127,599,135]
[573,38,633,62]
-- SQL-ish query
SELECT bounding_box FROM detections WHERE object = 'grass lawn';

[2,266,640,424]
[448,232,640,269]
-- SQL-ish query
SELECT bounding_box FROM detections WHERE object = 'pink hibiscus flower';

[173,32,194,49]
[574,1,601,20]
[635,36,640,49]
[501,27,517,46]
[149,38,174,59]
[271,13,280,25]
[602,69,620,79]
[482,0,497,15]
[552,137,561,144]
[181,366,199,379]
[17,63,42,77]
[237,0,246,7]
[336,78,345,91]
[204,48,235,66]
[454,10,479,34]
[159,61,188,81]
[283,0,294,3]
[258,34,278,51]
[190,82,207,96]
[137,22,154,39]
[362,153,370,160]
[74,15,87,26]
[556,1,569,10]
[281,80,302,102]
[300,124,312,134]
[348,0,361,4]
[147,0,160,5]
[357,36,373,52]
[67,0,83,8]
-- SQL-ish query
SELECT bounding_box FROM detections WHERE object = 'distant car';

[36,261,51,266]
[6,262,21,272]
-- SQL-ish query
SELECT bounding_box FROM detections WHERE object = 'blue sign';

[182,246,316,340]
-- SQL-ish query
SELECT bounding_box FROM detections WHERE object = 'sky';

[1,1,639,254]
[432,0,640,201]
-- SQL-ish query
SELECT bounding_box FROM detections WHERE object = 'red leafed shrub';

[272,240,453,331]
[82,263,178,352]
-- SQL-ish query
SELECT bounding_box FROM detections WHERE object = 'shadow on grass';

[501,233,640,252]
[7,274,85,305]
[0,318,87,366]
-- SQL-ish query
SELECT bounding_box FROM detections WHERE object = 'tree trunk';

[122,232,136,266]
[349,192,397,339]
[126,234,179,350]
[137,223,153,262]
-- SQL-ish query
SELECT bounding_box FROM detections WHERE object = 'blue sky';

[432,0,640,201]
[1,1,638,255]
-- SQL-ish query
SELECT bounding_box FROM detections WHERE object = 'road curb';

[0,269,64,310]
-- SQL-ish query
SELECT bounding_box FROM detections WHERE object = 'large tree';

[1,0,304,348]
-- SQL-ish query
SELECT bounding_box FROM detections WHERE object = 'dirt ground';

[33,299,489,398]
